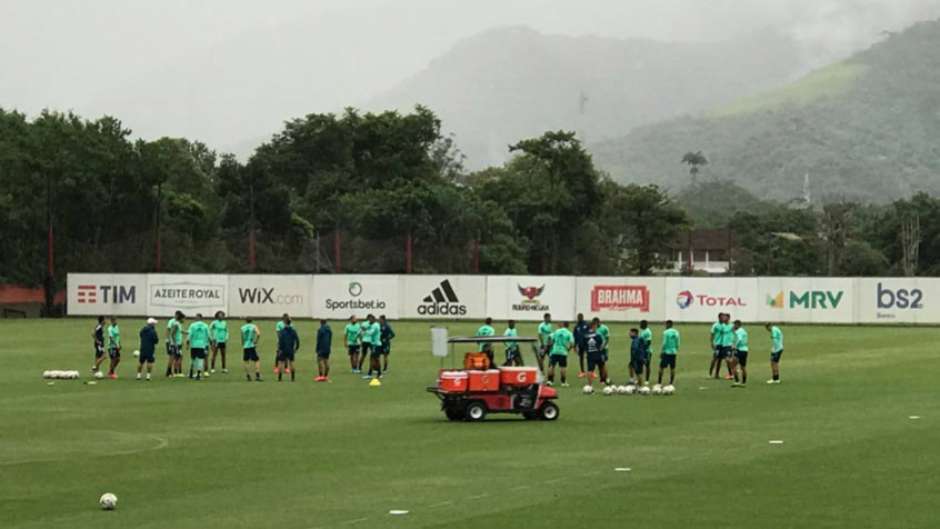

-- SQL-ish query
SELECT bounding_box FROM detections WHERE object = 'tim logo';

[591,285,650,312]
[417,280,467,316]
[76,285,136,304]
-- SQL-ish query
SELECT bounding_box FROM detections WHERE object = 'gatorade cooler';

[439,371,469,392]
[467,370,500,391]
[499,367,539,387]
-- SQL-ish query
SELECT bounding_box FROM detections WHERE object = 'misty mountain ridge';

[590,19,940,204]
[368,25,810,168]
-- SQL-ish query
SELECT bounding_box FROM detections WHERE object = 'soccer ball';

[652,384,663,396]
[662,385,676,396]
[602,385,615,396]
[639,386,652,396]
[624,385,637,395]
[94,371,105,380]
[99,493,117,510]
[133,350,140,358]
[582,385,595,395]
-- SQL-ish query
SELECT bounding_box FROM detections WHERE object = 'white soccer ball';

[639,385,652,396]
[624,385,637,395]
[662,385,676,396]
[94,371,105,380]
[99,493,117,510]
[133,350,140,358]
[602,385,615,396]
[582,385,595,395]
[652,384,663,396]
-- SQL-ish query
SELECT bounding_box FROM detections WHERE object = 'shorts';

[660,354,677,369]
[601,348,609,363]
[538,345,550,359]
[577,344,587,357]
[191,348,207,359]
[214,342,227,353]
[735,350,749,367]
[348,345,360,355]
[108,347,120,359]
[317,350,331,359]
[771,350,784,363]
[380,343,391,355]
[587,351,605,371]
[138,351,155,364]
[505,345,521,362]
[548,354,567,368]
[369,345,382,359]
[166,343,182,357]
[278,350,295,362]
[715,346,732,359]
[243,347,259,362]
[630,354,646,373]
[94,344,105,359]
[361,343,372,356]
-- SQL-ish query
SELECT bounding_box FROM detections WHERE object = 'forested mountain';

[592,19,940,203]
[369,26,807,168]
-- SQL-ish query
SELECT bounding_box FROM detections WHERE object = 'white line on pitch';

[429,500,453,508]
[342,517,369,525]
[468,493,489,500]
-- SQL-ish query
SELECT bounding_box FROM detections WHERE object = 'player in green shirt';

[362,314,383,379]
[165,311,185,378]
[731,320,749,387]
[209,311,229,374]
[274,314,288,374]
[718,314,736,380]
[708,314,722,378]
[547,322,574,387]
[503,320,522,366]
[186,313,211,380]
[476,317,497,367]
[765,323,784,384]
[106,316,121,379]
[344,315,363,373]
[658,320,680,386]
[240,317,262,382]
[593,317,611,383]
[639,320,654,383]
[536,313,553,373]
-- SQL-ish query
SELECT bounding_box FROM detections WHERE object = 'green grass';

[2,319,937,529]
[708,62,868,118]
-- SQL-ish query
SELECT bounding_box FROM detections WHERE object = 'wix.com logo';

[417,280,467,316]
[237,287,304,306]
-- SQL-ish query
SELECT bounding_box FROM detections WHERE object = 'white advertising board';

[399,276,486,319]
[575,277,666,322]
[227,275,313,319]
[485,276,576,321]
[757,277,855,323]
[664,277,758,323]
[67,273,148,316]
[311,275,401,319]
[146,274,228,318]
[856,278,940,324]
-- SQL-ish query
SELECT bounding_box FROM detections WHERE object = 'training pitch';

[2,319,938,529]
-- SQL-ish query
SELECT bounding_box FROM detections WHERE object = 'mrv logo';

[768,290,844,309]
[417,280,467,316]
[877,283,923,310]
[237,288,304,306]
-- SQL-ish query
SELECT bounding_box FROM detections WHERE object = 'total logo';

[76,284,136,304]
[676,290,746,309]
[325,281,387,311]
[513,285,549,312]
[417,280,467,316]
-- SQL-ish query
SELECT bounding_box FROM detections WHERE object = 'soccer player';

[106,316,121,379]
[274,314,288,375]
[536,313,553,373]
[639,320,653,382]
[277,316,300,382]
[573,313,589,378]
[766,323,784,384]
[583,320,606,389]
[476,317,496,368]
[187,314,211,380]
[240,317,262,382]
[315,319,332,382]
[547,321,574,387]
[708,313,722,378]
[731,320,749,387]
[209,311,229,374]
[363,314,383,379]
[503,320,522,366]
[166,311,185,378]
[594,317,610,383]
[136,318,159,381]
[378,315,395,373]
[344,316,363,373]
[718,313,736,379]
[629,328,647,387]
[91,316,106,376]
[357,317,373,373]
[658,320,680,386]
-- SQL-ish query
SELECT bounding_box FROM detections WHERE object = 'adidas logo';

[418,280,468,316]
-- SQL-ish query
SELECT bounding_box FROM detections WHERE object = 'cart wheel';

[539,402,559,421]
[445,407,465,421]
[465,401,487,422]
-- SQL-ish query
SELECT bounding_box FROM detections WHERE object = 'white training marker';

[909,416,921,420]
[389,510,409,516]
[614,467,632,472]
[769,440,785,445]
[698,386,708,391]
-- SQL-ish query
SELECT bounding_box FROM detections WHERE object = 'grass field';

[2,318,938,529]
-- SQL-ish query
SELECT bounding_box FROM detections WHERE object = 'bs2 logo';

[877,283,923,310]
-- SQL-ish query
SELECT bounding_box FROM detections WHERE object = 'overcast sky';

[2,0,938,152]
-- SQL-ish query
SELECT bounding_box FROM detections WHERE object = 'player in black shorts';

[276,317,300,382]
[91,316,106,376]
[629,328,647,387]
[583,321,607,389]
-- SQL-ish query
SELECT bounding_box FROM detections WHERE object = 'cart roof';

[447,336,538,344]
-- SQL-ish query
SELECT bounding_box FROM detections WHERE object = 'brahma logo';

[591,285,649,312]
[676,290,694,309]
[150,283,224,309]
[417,280,467,316]
[512,285,549,312]
[76,285,136,304]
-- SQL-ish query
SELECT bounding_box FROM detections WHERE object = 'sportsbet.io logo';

[325,281,386,311]
[417,280,467,316]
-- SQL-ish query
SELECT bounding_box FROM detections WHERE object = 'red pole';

[248,229,256,271]
[334,230,342,273]
[405,232,413,273]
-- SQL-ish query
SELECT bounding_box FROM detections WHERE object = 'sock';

[291,369,295,381]
[742,373,747,384]
[773,374,779,381]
